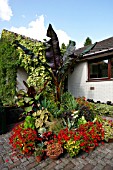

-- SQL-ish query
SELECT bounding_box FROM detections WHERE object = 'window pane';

[89,59,108,78]
[111,58,113,78]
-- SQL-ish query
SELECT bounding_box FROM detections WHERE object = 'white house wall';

[16,67,28,92]
[68,62,113,103]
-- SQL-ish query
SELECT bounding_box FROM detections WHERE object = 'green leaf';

[25,115,32,121]
[16,101,24,107]
[24,97,33,103]
[24,122,28,128]
[67,117,71,129]
[35,93,41,100]
[29,100,34,105]
[25,106,32,112]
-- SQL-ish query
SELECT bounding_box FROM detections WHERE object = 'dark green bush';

[78,105,94,121]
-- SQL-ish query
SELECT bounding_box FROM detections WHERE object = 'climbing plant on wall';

[0,29,51,105]
[0,35,19,105]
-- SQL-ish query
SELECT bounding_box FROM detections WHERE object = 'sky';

[0,0,113,48]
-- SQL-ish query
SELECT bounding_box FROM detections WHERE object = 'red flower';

[5,159,9,162]
[101,141,104,145]
[9,122,37,155]
[74,135,80,141]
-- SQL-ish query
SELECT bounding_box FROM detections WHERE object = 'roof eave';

[76,48,113,61]
[83,48,113,57]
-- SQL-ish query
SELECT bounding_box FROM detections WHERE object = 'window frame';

[88,56,113,81]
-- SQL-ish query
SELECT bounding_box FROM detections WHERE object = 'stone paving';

[0,131,113,170]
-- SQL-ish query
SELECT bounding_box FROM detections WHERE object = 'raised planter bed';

[0,106,24,135]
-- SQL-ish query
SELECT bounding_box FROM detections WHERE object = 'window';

[111,58,113,78]
[88,57,113,80]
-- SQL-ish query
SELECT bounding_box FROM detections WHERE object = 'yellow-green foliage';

[64,139,80,157]
[33,108,53,129]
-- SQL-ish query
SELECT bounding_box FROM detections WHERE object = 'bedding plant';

[77,121,104,152]
[101,118,113,142]
[57,121,104,157]
[34,146,44,157]
[57,128,81,157]
[9,122,38,155]
[9,114,106,159]
[46,142,63,158]
[76,97,96,122]
[63,137,81,157]
[41,131,63,159]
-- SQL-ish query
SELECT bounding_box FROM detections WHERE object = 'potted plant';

[34,146,44,162]
[57,128,81,157]
[46,141,63,160]
[88,143,95,152]
[64,138,81,157]
[77,121,104,152]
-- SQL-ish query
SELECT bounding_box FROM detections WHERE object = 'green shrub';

[61,92,78,111]
[94,103,113,117]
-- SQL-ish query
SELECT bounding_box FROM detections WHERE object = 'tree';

[84,37,92,46]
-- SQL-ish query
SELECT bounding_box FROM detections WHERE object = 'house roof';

[74,36,113,60]
[1,29,40,43]
[1,29,42,56]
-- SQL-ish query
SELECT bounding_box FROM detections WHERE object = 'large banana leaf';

[45,24,76,102]
[45,24,62,76]
[59,41,77,78]
[45,26,76,79]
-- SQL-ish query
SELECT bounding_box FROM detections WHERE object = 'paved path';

[0,131,113,170]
